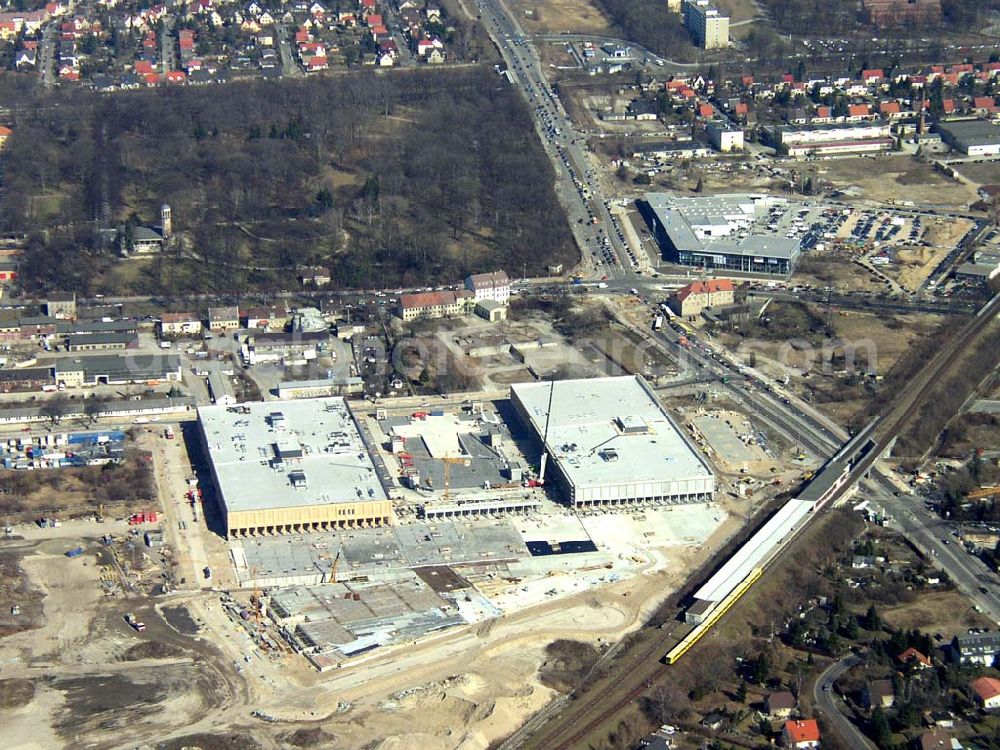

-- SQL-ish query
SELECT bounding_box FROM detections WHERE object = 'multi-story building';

[398,290,473,322]
[465,270,511,305]
[682,0,729,49]
[707,121,744,152]
[44,292,76,320]
[669,279,735,317]
[952,631,1000,666]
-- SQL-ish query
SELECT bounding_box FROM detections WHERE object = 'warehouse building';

[65,331,137,352]
[54,353,182,387]
[764,122,891,145]
[510,375,715,508]
[276,377,365,399]
[0,366,55,392]
[644,192,801,275]
[207,370,237,406]
[62,319,138,336]
[938,120,1000,156]
[0,396,194,426]
[198,398,392,539]
[763,122,893,157]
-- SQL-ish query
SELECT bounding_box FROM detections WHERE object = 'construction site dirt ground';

[0,496,751,750]
[881,588,994,635]
[799,155,980,208]
[794,251,891,292]
[718,309,945,425]
[505,0,614,36]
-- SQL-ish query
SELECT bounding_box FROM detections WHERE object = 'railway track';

[873,291,1000,444]
[518,622,686,750]
[517,295,1000,749]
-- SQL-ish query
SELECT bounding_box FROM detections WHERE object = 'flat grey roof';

[278,377,364,390]
[693,498,813,603]
[957,262,998,278]
[644,192,801,260]
[938,120,1000,147]
[511,375,713,491]
[773,122,888,134]
[198,397,387,514]
[52,353,181,379]
[0,397,193,421]
[66,332,136,346]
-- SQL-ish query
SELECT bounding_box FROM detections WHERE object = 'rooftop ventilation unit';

[614,416,648,434]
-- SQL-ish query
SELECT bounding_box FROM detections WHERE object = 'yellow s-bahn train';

[664,567,763,665]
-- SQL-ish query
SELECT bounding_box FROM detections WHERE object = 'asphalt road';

[874,474,1000,626]
[476,0,639,280]
[813,654,877,750]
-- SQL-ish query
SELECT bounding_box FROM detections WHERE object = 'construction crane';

[249,564,264,625]
[538,378,555,485]
[967,486,1000,501]
[329,549,341,584]
[442,456,471,502]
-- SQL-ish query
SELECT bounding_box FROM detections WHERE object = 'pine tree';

[863,603,881,631]
[872,705,892,749]
[736,680,748,703]
[753,650,771,684]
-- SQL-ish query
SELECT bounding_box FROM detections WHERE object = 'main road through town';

[476,0,640,280]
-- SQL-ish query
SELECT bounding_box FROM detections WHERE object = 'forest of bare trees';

[1,67,575,294]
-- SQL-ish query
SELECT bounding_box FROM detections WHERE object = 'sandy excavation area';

[0,505,737,750]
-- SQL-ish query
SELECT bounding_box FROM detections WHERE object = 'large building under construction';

[198,398,392,539]
[510,375,715,507]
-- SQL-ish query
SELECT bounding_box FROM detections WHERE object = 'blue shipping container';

[65,546,84,558]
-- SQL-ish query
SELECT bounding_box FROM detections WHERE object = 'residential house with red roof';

[813,104,834,122]
[973,96,997,115]
[782,720,821,749]
[847,103,871,120]
[879,101,903,119]
[971,677,1000,710]
[898,647,932,669]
